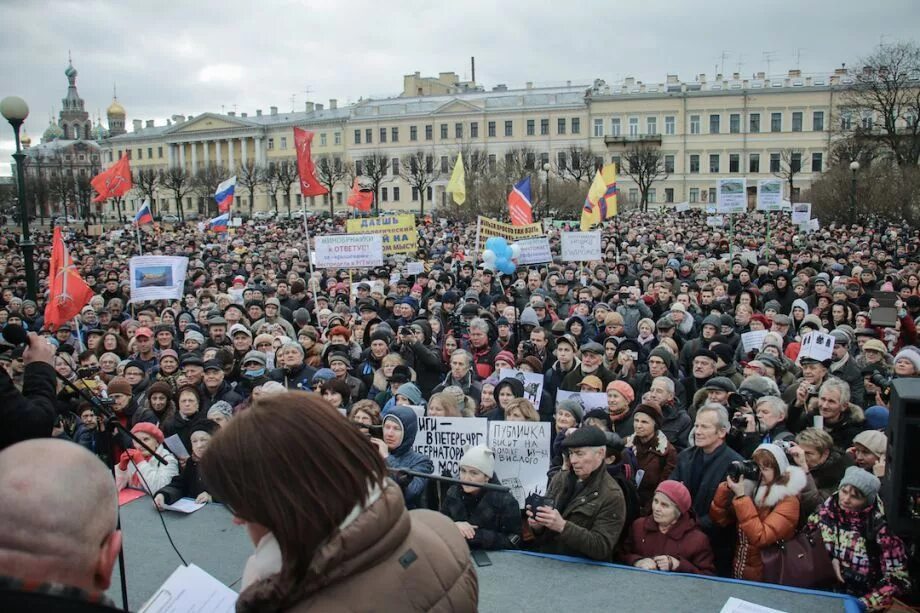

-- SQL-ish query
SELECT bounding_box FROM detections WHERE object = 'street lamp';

[542,162,550,217]
[849,160,860,221]
[1,96,37,301]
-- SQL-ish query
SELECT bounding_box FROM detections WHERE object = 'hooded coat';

[384,406,434,509]
[626,430,678,515]
[620,512,716,575]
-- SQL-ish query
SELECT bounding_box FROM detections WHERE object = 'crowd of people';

[0,207,918,611]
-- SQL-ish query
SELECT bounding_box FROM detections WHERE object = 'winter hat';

[519,307,540,327]
[158,349,179,362]
[762,332,784,351]
[310,368,336,385]
[864,406,890,430]
[578,375,603,391]
[755,443,790,474]
[655,480,692,515]
[495,350,516,366]
[106,377,132,396]
[701,377,737,393]
[184,330,206,345]
[701,314,722,331]
[146,381,173,400]
[207,401,234,421]
[763,300,782,313]
[711,343,735,366]
[853,430,887,458]
[608,380,635,405]
[243,351,267,367]
[801,314,823,332]
[634,402,663,428]
[396,382,423,406]
[894,347,920,372]
[862,339,888,354]
[258,381,287,396]
[369,328,393,345]
[561,425,606,448]
[520,355,544,373]
[556,399,584,424]
[839,465,881,503]
[649,346,674,370]
[131,422,164,445]
[459,444,495,477]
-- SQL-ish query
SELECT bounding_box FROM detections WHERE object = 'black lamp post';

[1,96,37,301]
[849,160,860,221]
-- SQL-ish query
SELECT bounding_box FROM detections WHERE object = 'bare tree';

[400,150,441,216]
[555,146,596,184]
[842,41,920,167]
[25,175,49,223]
[236,160,265,218]
[134,169,160,216]
[316,155,348,217]
[264,162,282,217]
[773,148,805,204]
[500,146,537,182]
[193,164,231,217]
[48,166,74,220]
[621,144,669,212]
[275,159,300,218]
[75,174,93,220]
[361,153,390,215]
[161,167,195,222]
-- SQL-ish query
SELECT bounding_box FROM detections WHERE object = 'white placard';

[314,234,384,269]
[231,216,243,227]
[706,215,725,227]
[489,421,552,508]
[560,231,602,262]
[741,330,768,353]
[163,434,189,461]
[129,256,189,303]
[791,202,812,224]
[406,261,424,275]
[756,179,784,211]
[717,178,747,214]
[808,218,820,232]
[798,331,833,363]
[556,389,608,413]
[499,368,544,411]
[674,201,690,213]
[140,563,237,613]
[413,416,489,477]
[719,597,787,613]
[516,237,553,265]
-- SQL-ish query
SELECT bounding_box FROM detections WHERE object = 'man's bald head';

[0,439,121,591]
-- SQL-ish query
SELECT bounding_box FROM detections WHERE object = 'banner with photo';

[791,202,812,224]
[556,389,607,413]
[756,179,784,211]
[346,214,418,255]
[129,256,189,303]
[498,368,545,411]
[716,178,747,214]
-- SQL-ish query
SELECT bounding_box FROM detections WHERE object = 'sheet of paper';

[163,498,207,514]
[139,563,237,613]
[798,331,833,363]
[719,597,787,613]
[741,330,768,353]
[164,434,190,460]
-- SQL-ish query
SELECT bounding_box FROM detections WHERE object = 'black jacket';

[439,477,522,550]
[670,442,744,532]
[199,381,243,412]
[157,458,215,504]
[0,362,57,451]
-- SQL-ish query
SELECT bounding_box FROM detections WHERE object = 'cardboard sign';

[674,202,690,213]
[406,261,425,275]
[477,216,544,242]
[799,331,834,363]
[413,416,488,477]
[499,368,544,411]
[314,234,384,269]
[791,202,812,224]
[346,214,418,255]
[556,389,607,413]
[516,237,553,265]
[489,421,552,508]
[560,231,602,262]
[717,178,747,214]
[741,330,768,353]
[706,215,725,227]
[756,179,784,211]
[129,256,189,303]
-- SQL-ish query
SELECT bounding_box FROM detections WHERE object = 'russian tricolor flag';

[214,176,236,214]
[134,199,153,226]
[208,212,229,232]
[507,176,533,226]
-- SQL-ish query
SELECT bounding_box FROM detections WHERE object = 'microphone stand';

[388,467,511,492]
[55,371,164,612]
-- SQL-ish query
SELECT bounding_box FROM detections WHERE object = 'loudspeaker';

[883,377,920,536]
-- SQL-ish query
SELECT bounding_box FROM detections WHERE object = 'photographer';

[615,286,652,339]
[728,393,793,458]
[784,356,831,431]
[394,322,441,397]
[0,332,57,451]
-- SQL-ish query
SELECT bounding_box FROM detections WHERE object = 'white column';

[178,143,186,169]
[167,144,175,168]
[190,141,198,172]
[216,140,223,167]
[241,136,249,166]
[228,138,235,170]
[204,140,211,166]
[254,136,263,166]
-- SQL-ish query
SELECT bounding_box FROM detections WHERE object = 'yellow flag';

[446,153,466,205]
[580,163,617,231]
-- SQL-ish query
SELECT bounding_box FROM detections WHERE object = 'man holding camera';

[784,355,832,430]
[828,330,866,408]
[0,332,57,451]
[728,394,794,458]
[615,286,652,339]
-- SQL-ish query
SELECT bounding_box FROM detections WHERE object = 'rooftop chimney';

[305,101,314,112]
[329,99,337,109]
[256,109,262,116]
[270,106,278,116]
[241,112,247,117]
[145,120,154,128]
[525,81,533,89]
[315,103,324,111]
[171,114,185,124]
[133,119,142,132]
[228,111,235,116]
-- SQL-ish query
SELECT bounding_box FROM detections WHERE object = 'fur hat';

[206,401,234,421]
[459,444,495,477]
[634,402,663,428]
[655,480,692,515]
[894,347,920,372]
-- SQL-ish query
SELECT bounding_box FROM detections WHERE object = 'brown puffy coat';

[236,481,478,612]
[710,466,806,581]
[626,430,678,515]
[620,513,716,575]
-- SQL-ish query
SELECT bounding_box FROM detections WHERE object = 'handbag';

[761,528,837,588]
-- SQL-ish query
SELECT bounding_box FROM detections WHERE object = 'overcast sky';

[1,0,917,175]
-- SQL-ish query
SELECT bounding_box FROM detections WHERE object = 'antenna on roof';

[795,48,805,69]
[113,82,117,99]
[763,51,776,76]
[290,93,296,112]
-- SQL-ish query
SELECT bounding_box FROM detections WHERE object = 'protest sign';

[706,215,725,227]
[314,234,383,269]
[808,218,820,232]
[674,202,690,213]
[717,178,747,214]
[556,389,607,413]
[791,202,812,224]
[346,214,417,255]
[560,231,601,262]
[515,237,552,265]
[477,216,543,242]
[406,261,425,275]
[129,256,189,303]
[799,331,834,363]
[413,416,489,477]
[499,368,544,411]
[489,421,552,508]
[741,330,768,353]
[756,179,784,211]
[231,216,243,227]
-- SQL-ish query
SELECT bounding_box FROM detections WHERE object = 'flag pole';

[136,224,143,256]
[472,216,482,269]
[302,200,321,325]
[764,210,771,259]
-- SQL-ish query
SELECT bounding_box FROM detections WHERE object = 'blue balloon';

[498,258,516,274]
[485,237,502,251]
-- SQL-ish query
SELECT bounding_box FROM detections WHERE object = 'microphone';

[1,323,29,346]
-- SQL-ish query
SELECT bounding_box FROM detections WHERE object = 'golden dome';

[20,132,31,146]
[107,98,125,116]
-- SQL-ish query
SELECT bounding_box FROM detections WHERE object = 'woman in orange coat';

[710,443,806,581]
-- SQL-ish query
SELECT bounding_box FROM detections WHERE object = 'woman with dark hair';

[162,385,209,450]
[200,392,477,612]
[95,332,129,359]
[320,378,351,413]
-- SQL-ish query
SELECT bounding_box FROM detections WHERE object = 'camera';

[619,291,630,301]
[727,460,760,482]
[353,421,383,439]
[870,371,893,390]
[525,492,556,511]
[775,440,796,452]
[76,365,100,379]
[520,340,538,358]
[731,413,752,430]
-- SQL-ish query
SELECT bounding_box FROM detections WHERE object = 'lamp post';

[542,162,550,218]
[1,96,36,301]
[849,160,860,221]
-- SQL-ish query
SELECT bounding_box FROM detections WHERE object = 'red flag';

[44,228,95,331]
[91,156,133,203]
[293,128,328,197]
[346,178,373,212]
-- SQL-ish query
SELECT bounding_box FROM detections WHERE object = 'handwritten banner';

[346,214,418,255]
[314,234,383,269]
[489,421,551,508]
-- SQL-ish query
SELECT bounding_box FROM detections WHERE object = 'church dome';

[107,98,125,116]
[43,120,64,142]
[20,132,31,147]
[65,62,77,79]
[93,120,108,141]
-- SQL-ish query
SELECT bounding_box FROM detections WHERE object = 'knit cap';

[459,444,495,477]
[839,465,881,503]
[655,480,692,515]
[852,430,887,458]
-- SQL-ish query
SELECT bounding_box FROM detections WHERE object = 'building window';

[440,156,448,173]
[365,129,373,143]
[593,118,603,137]
[729,153,740,173]
[412,187,419,201]
[146,147,152,159]
[355,160,364,175]
[730,113,740,133]
[504,121,513,136]
[792,112,803,132]
[525,152,535,170]
[540,119,549,135]
[267,138,274,150]
[611,117,621,136]
[811,152,823,172]
[861,114,874,130]
[648,188,656,203]
[316,133,324,147]
[526,119,535,136]
[455,123,463,138]
[664,155,675,173]
[281,137,288,150]
[709,154,720,173]
[750,113,760,133]
[749,153,760,173]
[628,188,638,203]
[158,146,163,158]
[557,118,566,135]
[336,192,343,205]
[812,111,824,132]
[647,117,657,135]
[769,153,781,173]
[690,154,700,173]
[771,112,782,132]
[689,188,699,203]
[379,128,387,143]
[540,152,549,167]
[393,187,400,201]
[391,158,399,175]
[628,117,639,136]
[109,152,114,162]
[410,126,418,141]
[571,118,580,134]
[438,124,446,139]
[665,116,675,135]
[790,152,802,173]
[709,114,720,134]
[470,122,478,138]
[611,155,621,169]
[335,132,341,145]
[425,125,433,140]
[690,115,700,134]
[381,187,388,202]
[665,188,674,203]
[488,154,497,173]
[557,150,567,169]
[391,127,399,142]
[137,149,143,160]
[488,121,496,137]
[840,113,852,131]
[708,188,717,203]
